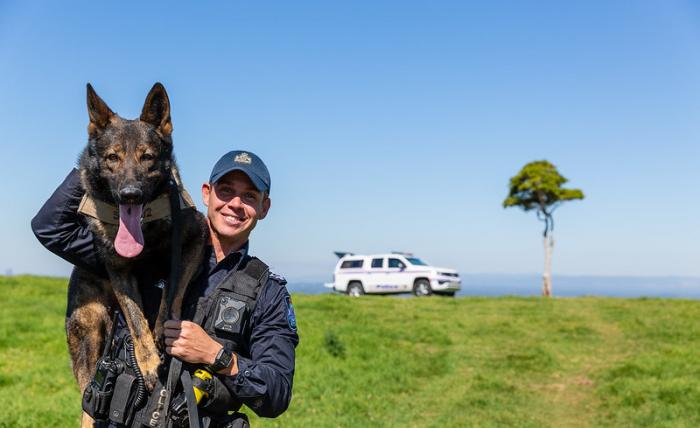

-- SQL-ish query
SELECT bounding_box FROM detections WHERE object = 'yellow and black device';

[169,368,215,426]
[192,368,214,404]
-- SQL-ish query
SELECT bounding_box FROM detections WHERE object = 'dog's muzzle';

[119,186,143,204]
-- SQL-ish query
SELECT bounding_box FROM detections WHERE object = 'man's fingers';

[165,345,187,359]
[178,320,194,332]
[163,320,182,329]
[164,337,176,346]
[163,328,180,338]
[165,345,181,356]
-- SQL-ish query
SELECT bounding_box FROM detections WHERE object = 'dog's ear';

[140,82,172,137]
[86,83,115,136]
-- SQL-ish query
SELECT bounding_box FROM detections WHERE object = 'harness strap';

[167,177,184,329]
[103,309,120,359]
[180,370,201,428]
[77,189,196,225]
[162,178,184,427]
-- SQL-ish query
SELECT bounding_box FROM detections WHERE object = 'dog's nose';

[119,186,143,202]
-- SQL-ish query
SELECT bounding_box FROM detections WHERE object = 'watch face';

[214,348,232,371]
[221,350,232,366]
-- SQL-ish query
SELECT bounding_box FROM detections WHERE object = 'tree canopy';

[503,160,584,235]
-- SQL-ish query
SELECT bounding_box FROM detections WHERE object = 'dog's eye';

[106,153,119,162]
[141,153,155,162]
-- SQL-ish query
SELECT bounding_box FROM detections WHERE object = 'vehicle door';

[365,257,386,292]
[386,258,409,292]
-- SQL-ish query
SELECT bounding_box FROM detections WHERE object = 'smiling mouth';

[223,214,246,225]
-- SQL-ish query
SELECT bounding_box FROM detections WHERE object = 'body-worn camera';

[213,296,246,334]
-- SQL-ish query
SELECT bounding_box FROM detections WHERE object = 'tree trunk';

[542,234,554,297]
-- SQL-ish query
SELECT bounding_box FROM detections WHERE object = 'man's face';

[201,170,271,248]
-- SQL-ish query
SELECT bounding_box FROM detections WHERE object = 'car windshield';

[406,257,428,266]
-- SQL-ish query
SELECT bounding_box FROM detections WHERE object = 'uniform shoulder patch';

[286,296,297,331]
[269,272,287,286]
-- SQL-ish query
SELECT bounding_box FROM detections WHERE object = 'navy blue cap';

[209,150,271,194]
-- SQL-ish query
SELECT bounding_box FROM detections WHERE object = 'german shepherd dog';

[68,83,207,426]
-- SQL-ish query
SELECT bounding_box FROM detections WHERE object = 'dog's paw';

[139,352,162,392]
[143,366,159,392]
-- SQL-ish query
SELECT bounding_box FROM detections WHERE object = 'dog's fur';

[67,83,207,427]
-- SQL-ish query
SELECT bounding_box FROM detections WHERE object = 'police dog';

[68,83,207,426]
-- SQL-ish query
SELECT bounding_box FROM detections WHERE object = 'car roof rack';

[334,251,354,259]
[391,251,414,257]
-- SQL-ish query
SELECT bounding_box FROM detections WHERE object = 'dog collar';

[77,189,196,225]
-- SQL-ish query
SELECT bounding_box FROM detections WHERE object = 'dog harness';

[77,190,196,225]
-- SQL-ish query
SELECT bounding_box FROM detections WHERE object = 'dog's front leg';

[109,271,161,391]
[154,238,206,349]
[65,269,112,393]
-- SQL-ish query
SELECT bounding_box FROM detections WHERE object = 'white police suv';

[324,252,461,297]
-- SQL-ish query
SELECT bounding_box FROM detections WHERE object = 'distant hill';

[287,274,700,298]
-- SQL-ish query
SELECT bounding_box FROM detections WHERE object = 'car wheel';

[413,279,432,297]
[347,282,365,297]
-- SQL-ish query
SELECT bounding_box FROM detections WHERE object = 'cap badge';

[234,152,252,164]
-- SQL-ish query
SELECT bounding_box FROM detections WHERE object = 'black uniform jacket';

[31,169,299,418]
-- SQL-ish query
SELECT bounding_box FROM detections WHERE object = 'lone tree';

[503,160,584,297]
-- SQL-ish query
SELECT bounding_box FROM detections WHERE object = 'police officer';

[32,150,299,427]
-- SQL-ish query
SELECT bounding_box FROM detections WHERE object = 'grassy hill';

[1,276,700,427]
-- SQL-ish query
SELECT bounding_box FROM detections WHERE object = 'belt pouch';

[109,373,136,425]
[82,381,113,420]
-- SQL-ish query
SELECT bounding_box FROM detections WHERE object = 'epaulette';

[268,272,288,286]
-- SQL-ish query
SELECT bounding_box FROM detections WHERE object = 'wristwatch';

[208,347,233,372]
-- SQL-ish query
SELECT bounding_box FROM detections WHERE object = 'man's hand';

[163,320,221,365]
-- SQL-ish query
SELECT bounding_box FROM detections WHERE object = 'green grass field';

[1,276,700,427]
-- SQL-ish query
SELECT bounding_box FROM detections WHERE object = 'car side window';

[388,258,405,269]
[340,260,364,269]
[371,258,383,268]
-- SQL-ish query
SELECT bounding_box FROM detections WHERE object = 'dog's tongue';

[115,204,144,258]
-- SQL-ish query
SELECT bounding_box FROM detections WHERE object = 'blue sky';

[1,1,698,282]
